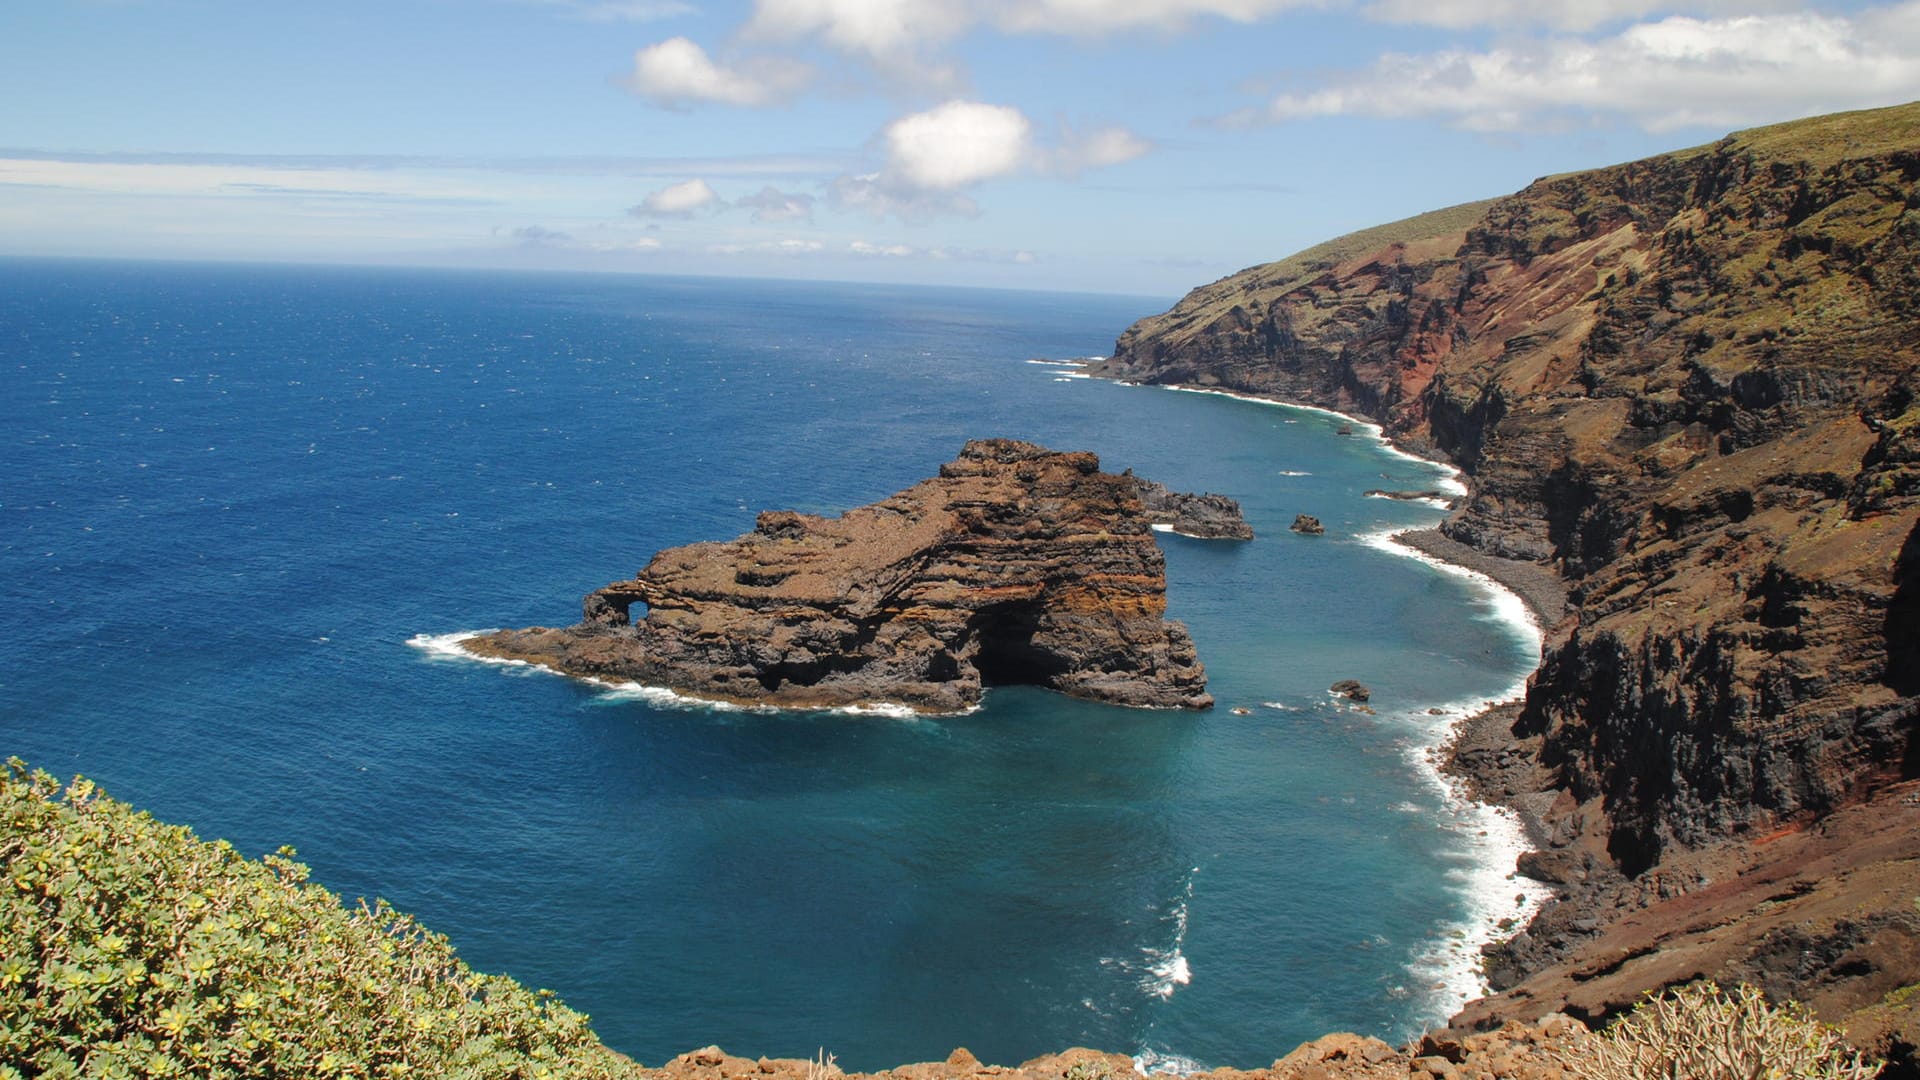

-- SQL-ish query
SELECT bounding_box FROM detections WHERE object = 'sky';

[4,0,1919,296]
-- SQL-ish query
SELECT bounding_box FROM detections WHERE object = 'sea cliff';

[1090,101,1920,1056]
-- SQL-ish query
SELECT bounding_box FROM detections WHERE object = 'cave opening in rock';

[971,603,1070,689]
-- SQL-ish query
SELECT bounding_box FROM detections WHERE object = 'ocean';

[0,258,1543,1071]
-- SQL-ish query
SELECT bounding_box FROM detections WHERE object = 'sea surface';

[0,258,1543,1071]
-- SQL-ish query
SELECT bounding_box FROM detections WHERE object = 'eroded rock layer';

[464,440,1214,713]
[1091,102,1920,1041]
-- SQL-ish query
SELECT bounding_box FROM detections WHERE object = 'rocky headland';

[1090,101,1920,1059]
[462,440,1238,713]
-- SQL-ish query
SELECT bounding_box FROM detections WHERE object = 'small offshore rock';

[1291,514,1326,535]
[1330,679,1372,702]
[1127,474,1254,539]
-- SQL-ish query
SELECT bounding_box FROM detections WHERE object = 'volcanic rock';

[1128,475,1254,539]
[462,440,1214,713]
[1089,102,1920,1041]
[1290,514,1325,535]
[1329,679,1371,703]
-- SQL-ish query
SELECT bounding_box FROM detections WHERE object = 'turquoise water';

[0,258,1540,1070]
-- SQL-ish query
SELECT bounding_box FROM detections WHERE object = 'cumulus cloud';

[628,177,724,217]
[1243,4,1920,132]
[884,101,1034,189]
[626,37,812,107]
[826,101,1150,222]
[735,185,817,223]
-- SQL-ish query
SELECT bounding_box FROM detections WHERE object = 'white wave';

[1149,383,1467,496]
[1026,358,1089,367]
[1132,1049,1204,1077]
[1277,469,1312,476]
[1051,371,1092,379]
[1138,870,1197,1001]
[1339,529,1555,1017]
[408,630,510,662]
[1364,492,1455,510]
[410,631,957,718]
[1149,522,1227,540]
[1355,527,1542,645]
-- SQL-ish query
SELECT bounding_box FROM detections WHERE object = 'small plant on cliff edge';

[1062,1059,1114,1080]
[1553,980,1882,1080]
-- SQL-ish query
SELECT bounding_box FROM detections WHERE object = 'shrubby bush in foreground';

[0,759,646,1080]
[1555,980,1882,1080]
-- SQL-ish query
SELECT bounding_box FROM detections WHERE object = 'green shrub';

[0,759,646,1080]
[1557,980,1882,1080]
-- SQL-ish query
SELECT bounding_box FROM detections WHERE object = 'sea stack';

[462,440,1219,713]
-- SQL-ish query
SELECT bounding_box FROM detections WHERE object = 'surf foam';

[1350,528,1552,1017]
[408,631,963,718]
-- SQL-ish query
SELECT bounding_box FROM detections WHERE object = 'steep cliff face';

[463,440,1218,713]
[1092,103,1920,1024]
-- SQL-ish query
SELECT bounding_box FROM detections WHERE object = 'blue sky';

[4,0,1918,295]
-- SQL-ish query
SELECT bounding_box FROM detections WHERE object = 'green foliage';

[0,759,647,1080]
[1556,980,1882,1080]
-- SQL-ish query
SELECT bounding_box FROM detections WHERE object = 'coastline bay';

[0,259,1541,1070]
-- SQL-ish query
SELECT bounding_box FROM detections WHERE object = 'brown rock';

[1329,679,1371,703]
[1129,474,1255,539]
[1290,515,1325,535]
[463,440,1212,713]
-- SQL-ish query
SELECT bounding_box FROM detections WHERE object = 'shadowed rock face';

[464,440,1214,713]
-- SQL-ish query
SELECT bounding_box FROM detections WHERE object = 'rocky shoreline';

[1078,101,1920,1064]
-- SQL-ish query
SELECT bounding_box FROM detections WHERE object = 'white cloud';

[708,238,828,254]
[1247,4,1920,132]
[847,239,1040,262]
[884,101,1034,189]
[625,37,812,107]
[628,177,724,216]
[735,185,817,223]
[745,0,1315,60]
[849,239,918,256]
[829,173,982,223]
[1361,0,1797,30]
[826,101,1150,222]
[587,236,666,252]
[0,157,499,202]
[1045,125,1153,176]
[746,0,972,62]
[988,0,1316,35]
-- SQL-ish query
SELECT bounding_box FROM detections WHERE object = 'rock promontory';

[462,440,1217,713]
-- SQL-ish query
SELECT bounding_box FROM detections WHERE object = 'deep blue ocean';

[0,258,1542,1071]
